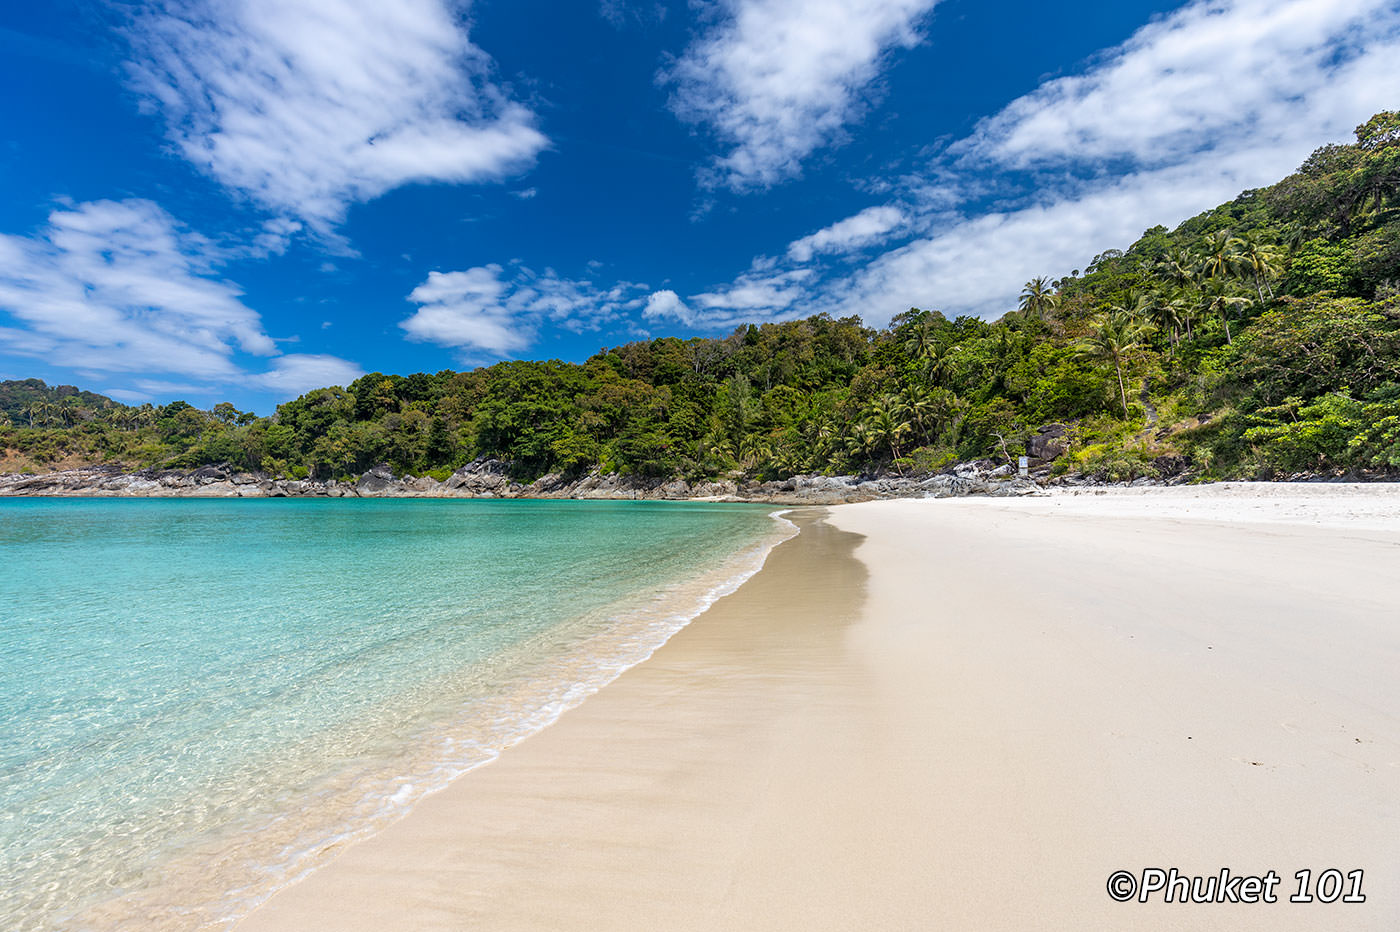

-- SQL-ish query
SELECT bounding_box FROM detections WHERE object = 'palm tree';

[1156,249,1199,291]
[1018,276,1060,321]
[845,422,876,462]
[1233,234,1284,303]
[1197,230,1238,281]
[1139,290,1185,350]
[1198,279,1251,344]
[902,316,952,385]
[1075,311,1153,417]
[57,398,82,428]
[864,394,913,471]
[900,385,937,446]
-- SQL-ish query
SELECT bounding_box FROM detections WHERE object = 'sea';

[0,497,792,931]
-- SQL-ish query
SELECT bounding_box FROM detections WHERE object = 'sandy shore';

[238,487,1400,930]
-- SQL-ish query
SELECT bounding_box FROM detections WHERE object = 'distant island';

[4,111,1398,491]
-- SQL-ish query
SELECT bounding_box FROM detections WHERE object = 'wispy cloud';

[401,264,648,357]
[0,199,360,397]
[787,205,907,263]
[663,0,938,190]
[254,353,363,394]
[771,0,1400,326]
[599,0,667,30]
[953,0,1395,175]
[644,268,811,329]
[124,0,548,234]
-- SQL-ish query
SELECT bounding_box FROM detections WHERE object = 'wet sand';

[239,492,1400,930]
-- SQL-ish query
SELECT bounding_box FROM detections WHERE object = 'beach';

[237,486,1400,930]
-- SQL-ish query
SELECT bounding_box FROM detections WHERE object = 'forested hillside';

[4,112,1398,483]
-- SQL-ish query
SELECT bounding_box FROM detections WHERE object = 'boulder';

[1028,424,1069,461]
[356,464,397,494]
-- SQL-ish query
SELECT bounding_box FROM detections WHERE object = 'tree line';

[3,111,1398,482]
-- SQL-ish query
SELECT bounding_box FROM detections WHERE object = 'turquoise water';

[0,498,788,931]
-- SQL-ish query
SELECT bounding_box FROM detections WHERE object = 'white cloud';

[663,0,938,190]
[401,265,649,356]
[692,267,810,312]
[954,0,1398,174]
[250,217,303,257]
[643,289,692,325]
[823,156,1277,324]
[125,0,547,232]
[810,0,1400,325]
[0,199,270,379]
[787,205,906,262]
[0,198,361,398]
[104,388,155,403]
[642,268,812,330]
[254,354,363,394]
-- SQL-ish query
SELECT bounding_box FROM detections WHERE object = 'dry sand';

[238,487,1400,931]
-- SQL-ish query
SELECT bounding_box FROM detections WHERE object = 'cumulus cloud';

[642,289,692,325]
[402,264,649,356]
[0,198,360,397]
[125,0,547,232]
[787,205,907,263]
[663,0,938,190]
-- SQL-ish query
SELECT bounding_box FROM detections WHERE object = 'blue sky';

[1,0,1397,415]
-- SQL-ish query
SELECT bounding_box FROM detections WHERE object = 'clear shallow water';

[0,498,788,931]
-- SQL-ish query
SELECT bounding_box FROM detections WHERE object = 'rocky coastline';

[0,458,1070,505]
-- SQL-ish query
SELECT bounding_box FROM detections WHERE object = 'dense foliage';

[4,112,1399,482]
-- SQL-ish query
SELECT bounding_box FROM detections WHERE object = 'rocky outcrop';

[0,458,1052,503]
[1028,423,1069,462]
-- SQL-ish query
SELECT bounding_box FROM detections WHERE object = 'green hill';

[3,111,1398,482]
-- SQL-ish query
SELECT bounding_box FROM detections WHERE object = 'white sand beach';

[238,485,1400,931]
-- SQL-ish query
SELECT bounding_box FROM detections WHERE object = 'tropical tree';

[1018,276,1060,321]
[1075,311,1153,417]
[1233,234,1284,303]
[1155,248,1199,290]
[863,394,912,471]
[902,316,952,385]
[900,385,938,446]
[1198,229,1240,281]
[1140,290,1187,350]
[1198,279,1252,344]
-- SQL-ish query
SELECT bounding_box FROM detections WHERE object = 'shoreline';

[0,459,1040,504]
[55,504,796,932]
[236,487,1399,930]
[6,459,1399,507]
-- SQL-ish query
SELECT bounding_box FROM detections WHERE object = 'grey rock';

[1028,424,1069,461]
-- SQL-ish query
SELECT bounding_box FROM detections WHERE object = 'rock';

[1028,424,1069,461]
[356,464,397,494]
[445,458,513,495]
[659,480,691,499]
[988,478,1044,497]
[1152,455,1189,478]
